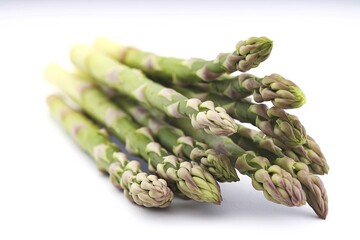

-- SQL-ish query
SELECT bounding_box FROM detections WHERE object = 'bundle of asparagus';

[45,36,328,219]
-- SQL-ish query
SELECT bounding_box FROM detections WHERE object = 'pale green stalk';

[94,36,273,83]
[70,45,237,136]
[45,65,222,203]
[47,95,173,208]
[113,96,239,182]
[196,73,306,109]
[175,86,307,149]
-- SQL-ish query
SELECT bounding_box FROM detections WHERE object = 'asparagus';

[45,65,222,203]
[113,96,239,182]
[127,127,222,203]
[168,118,328,218]
[175,86,307,149]
[196,73,306,109]
[94,37,273,84]
[167,118,306,207]
[275,157,328,219]
[70,45,237,136]
[234,124,329,175]
[47,95,173,208]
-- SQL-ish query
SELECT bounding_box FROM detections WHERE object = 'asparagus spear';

[196,73,306,109]
[45,65,222,204]
[127,127,222,203]
[112,95,239,182]
[234,124,329,175]
[47,95,173,208]
[94,37,272,84]
[166,117,306,207]
[70,45,237,136]
[198,91,327,172]
[168,118,328,219]
[275,157,328,219]
[94,38,304,109]
[175,86,307,149]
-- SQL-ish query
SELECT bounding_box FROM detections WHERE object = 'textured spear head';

[155,154,222,204]
[188,99,238,136]
[305,136,329,174]
[253,74,306,109]
[298,170,328,219]
[159,88,237,136]
[261,106,307,148]
[109,153,173,208]
[128,173,174,208]
[253,166,307,207]
[233,37,273,72]
[309,163,329,175]
[203,149,240,182]
[275,157,328,219]
[235,153,306,207]
[176,136,239,182]
[271,108,307,146]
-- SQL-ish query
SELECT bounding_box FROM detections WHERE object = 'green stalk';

[196,73,306,109]
[95,38,304,109]
[168,117,328,219]
[175,86,307,149]
[47,95,173,208]
[45,65,222,204]
[167,118,307,208]
[70,45,237,136]
[94,37,272,84]
[175,86,328,174]
[112,95,239,182]
[234,124,329,175]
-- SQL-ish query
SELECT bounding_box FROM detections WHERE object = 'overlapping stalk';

[234,124,329,175]
[167,117,328,219]
[47,95,173,208]
[94,37,273,83]
[175,87,328,174]
[45,65,222,204]
[166,118,307,208]
[112,96,239,182]
[275,157,328,219]
[196,73,306,109]
[70,45,237,136]
[175,86,307,149]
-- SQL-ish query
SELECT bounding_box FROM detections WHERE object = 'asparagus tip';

[289,86,306,108]
[235,36,273,72]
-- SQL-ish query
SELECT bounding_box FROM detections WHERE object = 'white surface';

[0,0,359,239]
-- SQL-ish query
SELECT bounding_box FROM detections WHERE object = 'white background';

[1,0,359,239]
